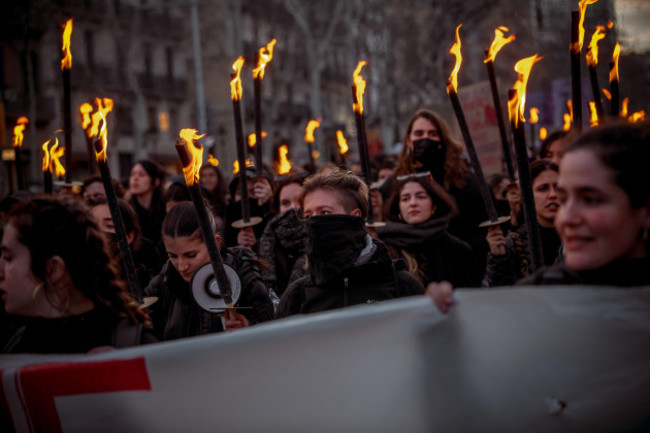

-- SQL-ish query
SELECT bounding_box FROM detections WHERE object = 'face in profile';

[163,234,210,283]
[556,149,649,271]
[399,181,435,225]
[302,189,360,218]
[0,224,41,316]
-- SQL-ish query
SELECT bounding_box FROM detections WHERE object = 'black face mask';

[412,137,446,172]
[305,215,368,285]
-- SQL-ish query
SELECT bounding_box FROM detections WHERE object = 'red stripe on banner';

[16,357,151,433]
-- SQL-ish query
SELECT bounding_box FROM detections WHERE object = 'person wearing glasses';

[377,172,478,311]
[275,169,423,318]
[383,109,489,278]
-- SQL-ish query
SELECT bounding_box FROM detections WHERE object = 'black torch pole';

[610,61,620,117]
[485,57,516,181]
[15,147,24,191]
[43,144,53,194]
[570,11,583,131]
[448,89,499,223]
[232,74,251,224]
[253,57,264,178]
[63,67,72,183]
[588,65,604,122]
[85,131,97,174]
[351,85,375,225]
[94,138,143,302]
[508,89,544,272]
[175,142,235,314]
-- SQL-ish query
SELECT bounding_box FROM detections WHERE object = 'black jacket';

[276,238,424,318]
[144,246,273,341]
[517,257,650,287]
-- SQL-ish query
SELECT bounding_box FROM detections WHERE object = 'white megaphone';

[191,262,242,312]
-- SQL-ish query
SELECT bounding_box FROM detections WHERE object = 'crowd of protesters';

[0,112,648,354]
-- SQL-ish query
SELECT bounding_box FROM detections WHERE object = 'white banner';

[1,286,650,433]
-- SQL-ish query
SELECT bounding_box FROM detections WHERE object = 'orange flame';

[252,39,277,79]
[208,154,219,167]
[51,140,66,177]
[79,103,93,130]
[312,150,321,161]
[602,88,611,100]
[248,131,268,148]
[507,54,543,127]
[588,101,599,127]
[447,24,463,94]
[586,25,606,67]
[628,111,645,123]
[41,140,51,172]
[179,129,206,186]
[529,108,539,124]
[609,42,620,82]
[621,97,629,117]
[352,61,367,114]
[305,118,321,143]
[61,18,73,70]
[88,98,114,138]
[607,20,613,29]
[539,127,548,141]
[276,144,292,175]
[571,0,599,54]
[484,26,515,63]
[563,100,573,131]
[95,112,108,162]
[12,116,28,148]
[230,56,245,101]
[336,130,349,155]
[233,159,254,175]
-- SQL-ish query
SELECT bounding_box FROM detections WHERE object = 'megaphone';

[191,262,241,312]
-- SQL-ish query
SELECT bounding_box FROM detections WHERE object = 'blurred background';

[1,0,648,193]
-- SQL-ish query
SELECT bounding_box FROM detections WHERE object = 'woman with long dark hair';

[128,159,167,247]
[0,197,155,353]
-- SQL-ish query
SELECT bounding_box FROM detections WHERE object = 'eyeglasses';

[395,171,433,183]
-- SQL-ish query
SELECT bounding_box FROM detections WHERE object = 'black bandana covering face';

[305,214,368,285]
[412,137,446,169]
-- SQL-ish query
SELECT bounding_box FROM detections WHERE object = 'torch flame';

[61,18,73,70]
[484,26,515,63]
[336,130,349,155]
[507,54,543,127]
[233,159,254,175]
[529,108,539,124]
[607,20,613,29]
[12,117,29,148]
[208,154,219,167]
[95,112,109,163]
[352,61,367,114]
[88,98,114,138]
[586,25,606,67]
[248,131,268,148]
[447,24,463,94]
[305,118,321,143]
[602,88,612,100]
[79,103,93,130]
[230,56,245,101]
[179,129,206,186]
[571,0,599,54]
[252,39,277,79]
[277,144,292,175]
[628,111,645,123]
[42,140,51,172]
[539,127,548,141]
[621,97,629,118]
[609,42,620,83]
[588,101,599,127]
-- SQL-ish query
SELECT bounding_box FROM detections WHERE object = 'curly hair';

[8,196,145,323]
[394,109,468,190]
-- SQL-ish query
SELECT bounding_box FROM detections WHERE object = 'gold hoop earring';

[32,283,43,301]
